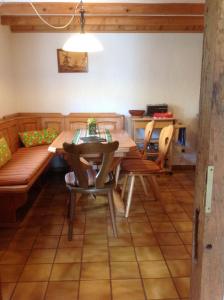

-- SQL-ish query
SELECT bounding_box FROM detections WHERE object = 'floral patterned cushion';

[19,128,59,148]
[0,137,12,168]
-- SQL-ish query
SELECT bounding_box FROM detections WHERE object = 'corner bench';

[0,112,124,223]
[0,117,54,223]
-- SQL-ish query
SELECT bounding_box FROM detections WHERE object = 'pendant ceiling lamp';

[62,0,103,53]
[26,0,103,53]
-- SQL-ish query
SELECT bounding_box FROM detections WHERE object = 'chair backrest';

[156,125,174,168]
[142,121,155,158]
[63,141,119,189]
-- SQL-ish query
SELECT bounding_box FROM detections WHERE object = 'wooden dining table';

[48,129,136,214]
[48,129,136,156]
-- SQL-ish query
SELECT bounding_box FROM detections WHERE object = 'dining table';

[48,128,137,214]
[48,129,136,156]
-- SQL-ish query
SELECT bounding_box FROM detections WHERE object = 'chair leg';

[67,191,71,218]
[121,174,128,200]
[68,189,76,241]
[108,190,118,238]
[115,163,121,188]
[147,175,161,201]
[139,175,148,196]
[125,175,135,218]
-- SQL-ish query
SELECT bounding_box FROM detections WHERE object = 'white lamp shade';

[62,33,103,52]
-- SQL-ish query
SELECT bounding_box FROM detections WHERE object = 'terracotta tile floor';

[0,170,194,300]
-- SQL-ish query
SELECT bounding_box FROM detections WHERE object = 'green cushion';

[19,128,59,148]
[0,137,12,168]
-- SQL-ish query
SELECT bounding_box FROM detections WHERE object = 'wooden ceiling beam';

[1,15,204,28]
[10,24,204,33]
[0,2,205,16]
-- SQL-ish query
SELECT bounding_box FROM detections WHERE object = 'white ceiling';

[1,0,205,3]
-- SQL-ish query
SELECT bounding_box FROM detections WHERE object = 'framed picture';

[57,49,88,73]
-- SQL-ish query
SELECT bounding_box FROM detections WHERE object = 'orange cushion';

[121,159,161,174]
[0,145,52,186]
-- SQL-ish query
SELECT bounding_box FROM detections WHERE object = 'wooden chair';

[63,141,119,240]
[121,125,174,217]
[116,121,155,193]
[125,120,155,159]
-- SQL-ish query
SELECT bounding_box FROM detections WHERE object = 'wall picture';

[57,49,88,73]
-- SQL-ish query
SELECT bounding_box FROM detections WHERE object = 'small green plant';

[87,118,97,135]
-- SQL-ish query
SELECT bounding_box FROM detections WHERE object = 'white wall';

[11,32,203,164]
[0,25,16,117]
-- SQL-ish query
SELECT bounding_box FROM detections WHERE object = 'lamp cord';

[0,0,85,33]
[28,1,80,30]
[0,0,81,30]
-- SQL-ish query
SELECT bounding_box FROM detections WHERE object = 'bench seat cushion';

[0,145,52,186]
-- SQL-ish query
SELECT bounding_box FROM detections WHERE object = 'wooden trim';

[0,2,205,33]
[10,24,204,33]
[0,3,205,16]
[1,15,204,27]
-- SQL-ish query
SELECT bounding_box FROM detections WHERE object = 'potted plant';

[87,118,97,135]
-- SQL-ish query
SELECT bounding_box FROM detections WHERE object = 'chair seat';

[124,149,142,159]
[65,170,112,187]
[121,159,161,174]
[65,170,96,187]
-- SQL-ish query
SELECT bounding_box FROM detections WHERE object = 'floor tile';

[161,246,190,260]
[139,260,170,278]
[112,279,145,300]
[40,224,63,236]
[62,222,85,235]
[111,261,140,279]
[81,262,110,279]
[58,235,83,248]
[147,214,170,222]
[173,277,190,298]
[178,233,192,245]
[45,281,79,300]
[135,246,163,261]
[85,222,108,234]
[1,283,16,300]
[55,248,82,263]
[82,246,109,262]
[132,234,158,247]
[156,233,183,246]
[0,250,30,264]
[110,246,136,262]
[143,278,179,299]
[84,234,107,246]
[8,238,35,250]
[151,222,176,233]
[167,260,191,277]
[172,222,192,232]
[129,222,152,235]
[0,264,24,283]
[27,249,56,264]
[11,282,48,300]
[79,280,111,300]
[109,235,132,247]
[19,264,52,282]
[33,236,59,249]
[50,263,80,280]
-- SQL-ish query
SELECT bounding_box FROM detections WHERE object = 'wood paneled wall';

[0,112,124,153]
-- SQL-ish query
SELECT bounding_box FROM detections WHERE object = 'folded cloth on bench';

[0,145,51,186]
